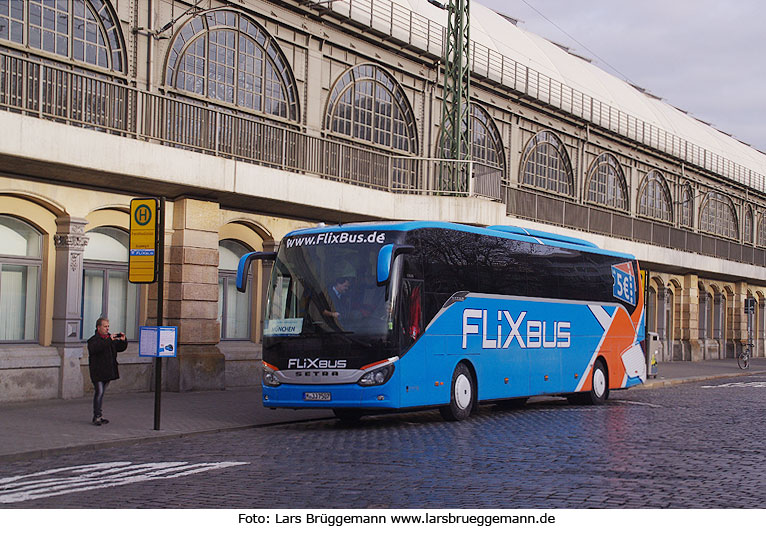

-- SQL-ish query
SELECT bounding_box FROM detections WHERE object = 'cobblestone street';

[3,376,766,508]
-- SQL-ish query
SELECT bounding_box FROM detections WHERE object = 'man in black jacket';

[87,317,128,426]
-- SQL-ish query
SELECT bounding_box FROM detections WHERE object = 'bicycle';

[737,343,752,370]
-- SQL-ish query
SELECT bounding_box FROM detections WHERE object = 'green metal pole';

[439,0,470,193]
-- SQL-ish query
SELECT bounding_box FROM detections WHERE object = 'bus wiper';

[310,321,353,333]
[325,330,373,348]
[308,322,371,347]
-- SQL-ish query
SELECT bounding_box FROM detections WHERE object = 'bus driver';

[323,274,354,320]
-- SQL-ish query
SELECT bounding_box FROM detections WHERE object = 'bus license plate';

[304,392,331,401]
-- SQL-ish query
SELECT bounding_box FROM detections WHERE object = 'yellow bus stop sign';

[129,198,159,283]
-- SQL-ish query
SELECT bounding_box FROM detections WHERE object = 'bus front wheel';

[440,363,475,421]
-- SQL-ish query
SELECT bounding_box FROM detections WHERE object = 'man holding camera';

[87,317,128,426]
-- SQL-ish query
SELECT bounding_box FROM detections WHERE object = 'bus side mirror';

[236,251,277,292]
[377,244,415,285]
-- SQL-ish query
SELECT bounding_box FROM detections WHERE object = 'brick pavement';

[0,358,763,462]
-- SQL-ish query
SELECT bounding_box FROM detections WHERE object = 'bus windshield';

[264,236,397,347]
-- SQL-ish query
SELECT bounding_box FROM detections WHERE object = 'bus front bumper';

[262,380,400,409]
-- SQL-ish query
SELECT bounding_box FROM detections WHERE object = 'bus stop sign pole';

[129,196,166,431]
[154,196,166,431]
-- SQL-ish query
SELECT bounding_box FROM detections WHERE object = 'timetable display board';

[139,326,177,358]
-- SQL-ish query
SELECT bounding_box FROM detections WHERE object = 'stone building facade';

[2,0,765,401]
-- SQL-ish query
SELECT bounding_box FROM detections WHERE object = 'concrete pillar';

[51,216,89,399]
[758,298,766,358]
[732,282,747,358]
[152,198,224,391]
[682,274,702,361]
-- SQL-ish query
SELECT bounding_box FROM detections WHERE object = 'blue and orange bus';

[237,221,646,422]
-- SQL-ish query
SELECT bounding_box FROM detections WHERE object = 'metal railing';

[1,50,502,199]
[5,48,763,262]
[313,0,766,193]
[389,158,503,200]
[0,52,135,134]
[507,188,766,267]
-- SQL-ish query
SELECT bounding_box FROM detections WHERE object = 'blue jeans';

[92,381,110,419]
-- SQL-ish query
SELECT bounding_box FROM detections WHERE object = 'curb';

[639,369,766,389]
[0,416,335,464]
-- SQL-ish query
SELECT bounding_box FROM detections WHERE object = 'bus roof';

[285,221,635,260]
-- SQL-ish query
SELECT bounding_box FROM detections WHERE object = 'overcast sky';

[477,0,766,154]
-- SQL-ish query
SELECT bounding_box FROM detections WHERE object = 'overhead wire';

[518,0,639,88]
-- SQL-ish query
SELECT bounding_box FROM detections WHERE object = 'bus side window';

[399,279,424,350]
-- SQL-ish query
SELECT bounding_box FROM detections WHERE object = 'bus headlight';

[262,363,281,387]
[358,364,394,386]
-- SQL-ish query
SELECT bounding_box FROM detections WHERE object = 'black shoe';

[100,418,110,425]
[92,417,102,426]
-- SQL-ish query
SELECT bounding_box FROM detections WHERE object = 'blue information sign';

[139,326,177,357]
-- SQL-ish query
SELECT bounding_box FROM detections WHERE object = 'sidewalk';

[1,358,764,462]
[640,356,766,388]
[0,387,334,462]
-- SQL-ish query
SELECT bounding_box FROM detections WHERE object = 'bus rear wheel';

[440,363,475,421]
[570,360,608,405]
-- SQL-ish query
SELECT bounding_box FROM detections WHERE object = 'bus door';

[398,278,432,406]
[400,279,423,343]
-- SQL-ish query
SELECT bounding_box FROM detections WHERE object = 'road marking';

[0,461,248,504]
[611,400,664,408]
[701,381,766,389]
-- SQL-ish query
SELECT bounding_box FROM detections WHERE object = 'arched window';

[520,131,574,196]
[758,215,766,247]
[663,288,674,345]
[218,239,252,340]
[744,206,754,244]
[712,289,725,341]
[326,63,417,154]
[646,286,657,332]
[470,103,505,173]
[585,153,628,211]
[680,184,693,228]
[0,0,125,72]
[699,192,738,239]
[165,9,298,121]
[0,215,41,341]
[698,283,712,340]
[637,170,672,223]
[82,227,138,340]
